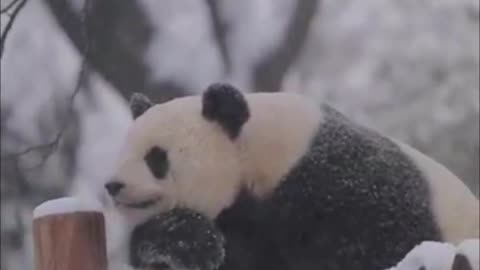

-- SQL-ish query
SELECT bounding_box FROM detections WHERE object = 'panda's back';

[216,103,445,270]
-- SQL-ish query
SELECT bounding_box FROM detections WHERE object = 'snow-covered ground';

[385,239,479,270]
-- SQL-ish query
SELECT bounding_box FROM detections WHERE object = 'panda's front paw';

[129,208,225,270]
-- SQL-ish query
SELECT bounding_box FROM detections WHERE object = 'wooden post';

[32,198,108,270]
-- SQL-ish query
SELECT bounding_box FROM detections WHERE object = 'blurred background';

[0,0,478,269]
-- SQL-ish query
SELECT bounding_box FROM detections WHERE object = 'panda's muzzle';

[105,181,161,209]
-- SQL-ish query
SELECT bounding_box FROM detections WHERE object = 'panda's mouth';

[116,199,159,209]
[125,199,157,209]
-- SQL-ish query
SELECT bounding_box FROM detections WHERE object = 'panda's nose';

[105,182,125,196]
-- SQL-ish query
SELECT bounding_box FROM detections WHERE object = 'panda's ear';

[202,83,250,139]
[130,92,153,119]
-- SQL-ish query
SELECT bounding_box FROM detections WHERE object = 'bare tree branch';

[0,0,28,59]
[253,0,319,92]
[1,0,22,13]
[44,0,188,102]
[205,0,231,75]
[0,60,87,168]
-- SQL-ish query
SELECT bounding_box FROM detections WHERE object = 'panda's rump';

[395,141,480,244]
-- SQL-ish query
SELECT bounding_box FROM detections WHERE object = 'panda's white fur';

[112,92,321,223]
[235,93,322,197]
[397,142,480,244]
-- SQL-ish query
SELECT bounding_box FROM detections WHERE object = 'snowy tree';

[1,0,478,269]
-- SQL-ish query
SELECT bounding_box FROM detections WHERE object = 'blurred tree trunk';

[253,0,319,92]
[45,0,321,96]
[44,0,187,103]
[205,0,231,76]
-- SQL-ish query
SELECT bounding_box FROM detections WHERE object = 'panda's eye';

[144,146,169,179]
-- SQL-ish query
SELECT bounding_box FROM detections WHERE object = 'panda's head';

[105,82,321,225]
[105,83,251,224]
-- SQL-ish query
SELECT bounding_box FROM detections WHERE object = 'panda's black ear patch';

[130,92,153,119]
[202,83,250,139]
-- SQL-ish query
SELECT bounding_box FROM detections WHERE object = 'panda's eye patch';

[144,146,169,179]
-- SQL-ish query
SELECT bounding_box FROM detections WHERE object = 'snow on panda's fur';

[106,83,479,270]
[385,238,479,270]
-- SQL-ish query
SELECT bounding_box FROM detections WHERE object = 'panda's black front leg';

[129,208,226,270]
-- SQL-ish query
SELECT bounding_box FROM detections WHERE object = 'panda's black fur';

[213,104,442,270]
[202,82,250,139]
[130,208,225,270]
[452,253,472,270]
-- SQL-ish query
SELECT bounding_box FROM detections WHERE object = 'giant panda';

[105,83,479,270]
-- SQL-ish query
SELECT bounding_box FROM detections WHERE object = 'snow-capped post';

[32,197,108,270]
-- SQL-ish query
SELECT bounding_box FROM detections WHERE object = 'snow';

[33,197,102,219]
[221,0,296,90]
[71,188,132,266]
[385,241,457,270]
[140,0,224,92]
[139,0,298,92]
[1,2,129,267]
[290,0,479,193]
[385,239,480,270]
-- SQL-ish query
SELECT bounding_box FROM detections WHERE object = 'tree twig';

[1,61,87,168]
[0,0,28,59]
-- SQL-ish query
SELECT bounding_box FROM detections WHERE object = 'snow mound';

[386,239,480,270]
[33,197,102,219]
